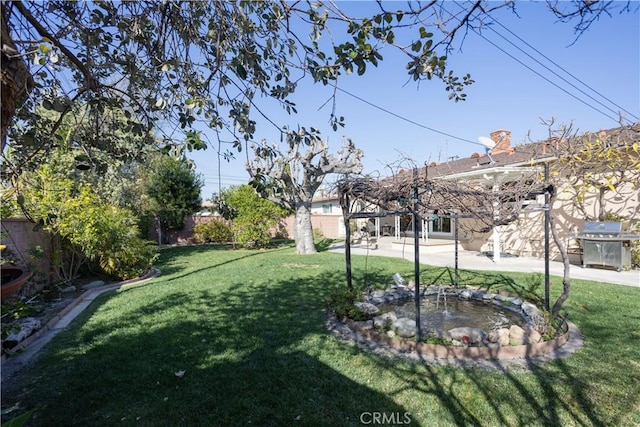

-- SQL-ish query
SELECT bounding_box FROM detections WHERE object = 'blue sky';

[189,2,639,200]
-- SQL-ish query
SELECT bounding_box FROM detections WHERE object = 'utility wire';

[484,9,639,122]
[335,86,481,146]
[335,8,634,148]
[470,27,620,123]
[446,3,633,124]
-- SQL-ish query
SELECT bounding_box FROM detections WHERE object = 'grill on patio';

[573,222,640,271]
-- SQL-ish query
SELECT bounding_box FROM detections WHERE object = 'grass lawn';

[2,242,639,426]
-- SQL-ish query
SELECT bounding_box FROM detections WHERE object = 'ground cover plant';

[2,244,639,426]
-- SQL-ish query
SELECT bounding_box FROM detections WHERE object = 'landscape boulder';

[448,327,486,344]
[355,302,379,315]
[392,317,417,338]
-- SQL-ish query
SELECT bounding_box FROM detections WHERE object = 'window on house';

[432,216,451,233]
[322,204,332,214]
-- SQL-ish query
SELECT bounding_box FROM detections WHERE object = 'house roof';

[312,192,340,203]
[400,123,639,180]
[419,147,544,179]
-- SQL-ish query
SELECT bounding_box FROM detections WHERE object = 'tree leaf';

[236,64,247,79]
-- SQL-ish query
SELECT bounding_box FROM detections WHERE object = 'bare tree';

[248,128,363,254]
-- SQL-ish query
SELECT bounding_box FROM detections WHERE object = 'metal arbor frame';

[337,167,550,342]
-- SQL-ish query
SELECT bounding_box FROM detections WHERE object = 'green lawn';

[3,243,639,426]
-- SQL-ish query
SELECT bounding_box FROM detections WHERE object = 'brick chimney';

[489,129,512,155]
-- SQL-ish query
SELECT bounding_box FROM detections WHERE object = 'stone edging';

[1,267,161,366]
[343,317,573,361]
[328,284,584,365]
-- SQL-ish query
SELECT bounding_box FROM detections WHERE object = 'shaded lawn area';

[2,243,639,426]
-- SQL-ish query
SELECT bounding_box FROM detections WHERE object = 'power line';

[484,9,639,122]
[334,10,634,147]
[471,28,619,122]
[446,2,635,124]
[335,87,481,146]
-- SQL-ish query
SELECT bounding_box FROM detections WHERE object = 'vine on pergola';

[336,166,548,234]
[336,121,640,320]
[336,165,549,341]
[336,122,640,232]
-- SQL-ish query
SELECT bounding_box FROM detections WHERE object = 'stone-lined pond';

[380,295,526,334]
[355,282,550,346]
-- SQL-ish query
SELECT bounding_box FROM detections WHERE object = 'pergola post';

[342,193,353,291]
[544,162,550,311]
[492,180,501,263]
[412,169,421,342]
[454,212,459,287]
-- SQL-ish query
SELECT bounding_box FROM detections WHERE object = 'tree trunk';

[549,195,571,318]
[155,215,163,245]
[1,8,34,151]
[598,186,606,221]
[294,201,317,254]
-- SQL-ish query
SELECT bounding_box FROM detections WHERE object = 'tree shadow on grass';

[315,238,342,252]
[409,264,636,426]
[3,246,630,426]
[155,244,294,282]
[2,253,410,426]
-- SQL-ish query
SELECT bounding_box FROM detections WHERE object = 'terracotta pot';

[1,265,33,298]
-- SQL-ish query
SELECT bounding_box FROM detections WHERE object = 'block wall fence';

[1,218,51,274]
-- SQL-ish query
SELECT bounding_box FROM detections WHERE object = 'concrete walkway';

[329,237,640,288]
[1,268,161,382]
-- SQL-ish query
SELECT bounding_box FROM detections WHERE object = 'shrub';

[20,169,158,280]
[98,232,158,280]
[59,193,158,280]
[232,215,272,249]
[193,220,233,243]
[326,288,369,321]
[313,228,324,240]
[220,185,289,248]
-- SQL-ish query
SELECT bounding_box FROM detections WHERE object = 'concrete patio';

[329,236,640,288]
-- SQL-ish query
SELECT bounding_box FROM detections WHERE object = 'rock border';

[328,284,583,367]
[327,315,582,370]
[343,317,571,361]
[1,267,161,368]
